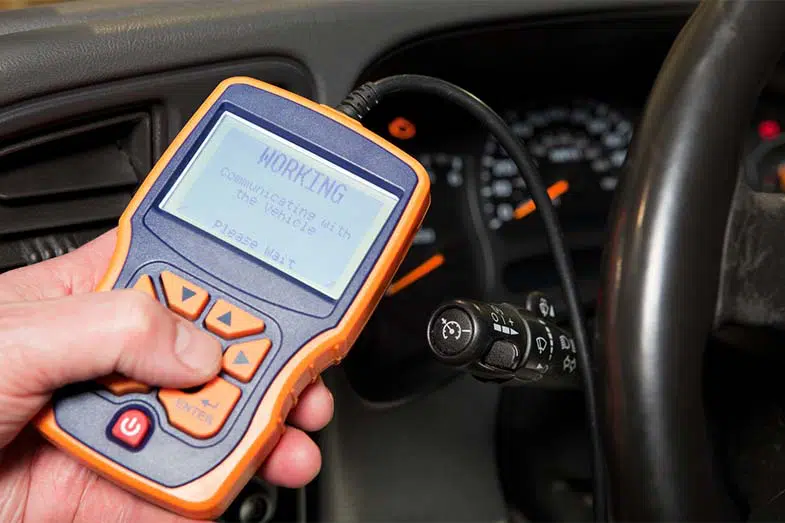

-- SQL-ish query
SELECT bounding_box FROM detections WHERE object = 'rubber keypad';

[103,271,273,440]
[102,270,343,441]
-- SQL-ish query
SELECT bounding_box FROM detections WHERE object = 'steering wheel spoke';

[718,178,785,330]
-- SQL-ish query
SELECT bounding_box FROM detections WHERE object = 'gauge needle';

[514,179,570,220]
[386,253,445,296]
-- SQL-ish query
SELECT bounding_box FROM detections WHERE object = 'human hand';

[0,229,334,522]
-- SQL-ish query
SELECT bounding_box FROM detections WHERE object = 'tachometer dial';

[346,152,478,402]
[380,152,474,310]
[480,100,633,230]
[382,153,469,299]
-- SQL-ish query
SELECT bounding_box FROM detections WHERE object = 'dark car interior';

[5,0,785,521]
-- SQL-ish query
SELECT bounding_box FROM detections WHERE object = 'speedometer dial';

[480,100,633,230]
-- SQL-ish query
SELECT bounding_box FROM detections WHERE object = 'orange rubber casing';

[33,77,430,519]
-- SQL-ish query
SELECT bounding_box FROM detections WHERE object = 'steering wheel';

[597,0,785,519]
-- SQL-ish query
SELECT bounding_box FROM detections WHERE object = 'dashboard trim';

[0,0,696,108]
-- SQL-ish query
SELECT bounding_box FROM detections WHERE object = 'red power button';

[110,409,150,449]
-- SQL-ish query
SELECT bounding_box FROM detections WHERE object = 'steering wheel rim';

[597,0,785,519]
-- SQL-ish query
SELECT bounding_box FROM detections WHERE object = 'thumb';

[0,288,222,410]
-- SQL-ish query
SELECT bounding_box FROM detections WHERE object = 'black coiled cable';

[336,74,607,522]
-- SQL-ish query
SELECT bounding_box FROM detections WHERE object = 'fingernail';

[174,322,221,376]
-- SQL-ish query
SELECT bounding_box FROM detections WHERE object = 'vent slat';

[0,145,139,201]
[0,192,131,236]
[0,225,114,273]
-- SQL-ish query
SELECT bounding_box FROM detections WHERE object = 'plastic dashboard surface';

[0,0,691,108]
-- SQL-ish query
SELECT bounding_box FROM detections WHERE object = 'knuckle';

[114,290,169,344]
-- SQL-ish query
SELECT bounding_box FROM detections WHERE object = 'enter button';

[158,378,240,439]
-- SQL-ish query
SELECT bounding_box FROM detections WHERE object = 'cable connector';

[335,82,380,121]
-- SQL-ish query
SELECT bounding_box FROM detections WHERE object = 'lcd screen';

[159,111,399,299]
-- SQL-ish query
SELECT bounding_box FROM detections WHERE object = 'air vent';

[0,112,151,272]
[0,57,316,275]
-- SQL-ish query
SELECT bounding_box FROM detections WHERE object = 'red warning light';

[758,120,781,140]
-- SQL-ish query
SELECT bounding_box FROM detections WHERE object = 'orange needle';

[514,179,570,220]
[777,164,785,192]
[386,253,445,296]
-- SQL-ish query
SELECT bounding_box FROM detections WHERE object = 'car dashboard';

[344,10,678,404]
[345,5,785,407]
[4,1,785,521]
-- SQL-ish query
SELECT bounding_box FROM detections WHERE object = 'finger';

[0,229,117,303]
[0,289,222,392]
[257,427,321,488]
[286,377,334,432]
[0,290,222,444]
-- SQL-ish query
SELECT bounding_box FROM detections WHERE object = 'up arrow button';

[205,299,265,339]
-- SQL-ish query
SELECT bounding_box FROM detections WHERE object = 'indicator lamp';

[388,116,417,140]
[758,119,781,140]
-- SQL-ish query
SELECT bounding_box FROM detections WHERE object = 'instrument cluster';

[338,5,691,403]
[343,93,633,402]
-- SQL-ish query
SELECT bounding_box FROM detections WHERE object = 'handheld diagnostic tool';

[33,77,430,519]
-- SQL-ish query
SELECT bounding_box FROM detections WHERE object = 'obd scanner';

[34,77,430,520]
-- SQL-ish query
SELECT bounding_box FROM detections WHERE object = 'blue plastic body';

[52,82,418,487]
